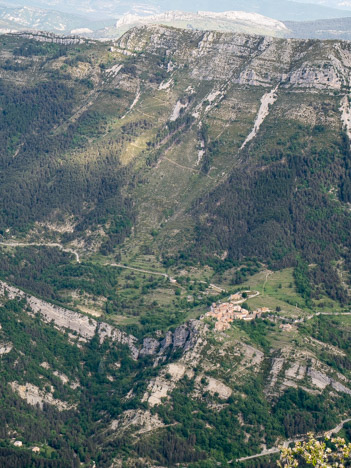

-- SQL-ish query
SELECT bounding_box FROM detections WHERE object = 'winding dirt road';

[236,418,351,462]
[0,242,80,263]
[109,262,172,280]
[0,242,244,295]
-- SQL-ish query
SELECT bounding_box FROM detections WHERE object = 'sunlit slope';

[1,26,351,304]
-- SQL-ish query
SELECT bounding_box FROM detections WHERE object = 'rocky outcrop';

[197,376,232,399]
[110,409,165,435]
[96,322,139,359]
[0,281,139,359]
[115,10,287,37]
[265,347,351,397]
[268,357,285,389]
[172,324,190,348]
[10,382,73,410]
[308,368,351,395]
[116,25,351,91]
[139,320,202,361]
[9,31,85,45]
[0,282,202,363]
[0,342,12,355]
[142,321,209,407]
[157,320,201,355]
[159,331,173,353]
[139,337,160,357]
[142,362,194,407]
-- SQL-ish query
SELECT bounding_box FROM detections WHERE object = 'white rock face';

[142,362,189,406]
[198,10,288,31]
[159,79,173,90]
[268,357,285,388]
[53,371,79,389]
[10,382,73,410]
[139,337,160,356]
[115,10,287,33]
[285,363,306,380]
[240,343,265,367]
[264,346,351,397]
[10,31,84,44]
[199,376,232,399]
[206,90,222,104]
[0,342,13,355]
[105,64,123,76]
[142,323,205,406]
[118,25,351,92]
[110,409,164,434]
[197,147,205,165]
[308,368,351,394]
[0,281,139,359]
[168,362,187,379]
[287,66,341,89]
[143,376,171,407]
[122,88,141,119]
[241,85,279,149]
[340,95,351,140]
[170,100,188,121]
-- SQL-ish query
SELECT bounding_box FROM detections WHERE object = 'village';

[205,291,270,331]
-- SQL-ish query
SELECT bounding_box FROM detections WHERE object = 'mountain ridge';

[3,0,351,21]
[3,4,351,40]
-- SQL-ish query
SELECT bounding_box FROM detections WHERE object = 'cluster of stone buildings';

[206,296,270,332]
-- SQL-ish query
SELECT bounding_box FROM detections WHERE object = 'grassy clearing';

[238,266,346,318]
[235,268,310,318]
[110,314,140,326]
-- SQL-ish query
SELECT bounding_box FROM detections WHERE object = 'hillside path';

[0,242,80,263]
[0,242,226,293]
[109,263,227,293]
[109,262,172,280]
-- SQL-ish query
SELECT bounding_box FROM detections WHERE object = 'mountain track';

[236,418,351,462]
[0,242,80,263]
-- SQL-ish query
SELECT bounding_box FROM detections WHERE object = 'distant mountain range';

[291,0,351,10]
[3,0,351,21]
[90,10,351,40]
[286,16,351,39]
[94,10,290,39]
[3,3,351,41]
[0,4,114,34]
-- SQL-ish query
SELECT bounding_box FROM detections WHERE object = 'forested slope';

[1,27,351,467]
